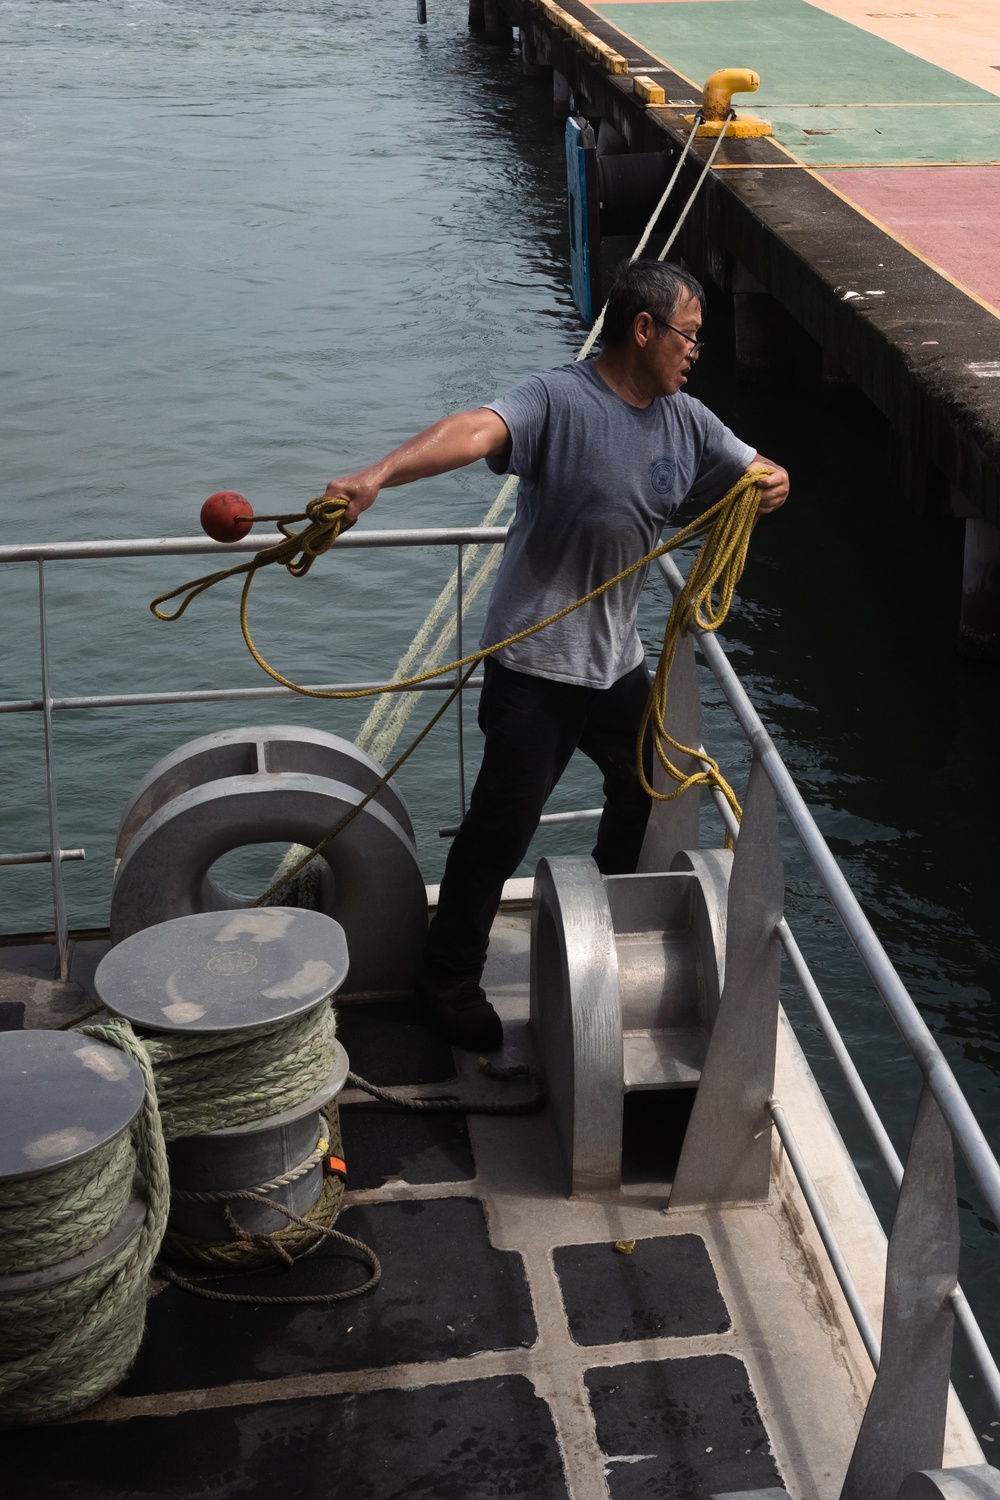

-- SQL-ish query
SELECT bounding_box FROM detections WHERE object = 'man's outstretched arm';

[749,452,790,514]
[325,409,512,531]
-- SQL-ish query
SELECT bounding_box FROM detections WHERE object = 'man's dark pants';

[424,657,654,983]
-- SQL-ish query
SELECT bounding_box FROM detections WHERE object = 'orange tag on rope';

[327,1156,347,1182]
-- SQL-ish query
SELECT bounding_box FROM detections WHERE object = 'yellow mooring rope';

[151,470,766,855]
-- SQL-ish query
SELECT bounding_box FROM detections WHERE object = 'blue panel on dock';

[566,117,594,325]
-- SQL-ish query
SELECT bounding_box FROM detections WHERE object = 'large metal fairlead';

[110,726,427,997]
[530,631,786,1201]
[531,849,730,1196]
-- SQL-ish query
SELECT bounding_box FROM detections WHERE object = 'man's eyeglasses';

[649,314,704,356]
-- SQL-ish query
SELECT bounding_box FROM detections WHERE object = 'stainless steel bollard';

[897,1471,1000,1499]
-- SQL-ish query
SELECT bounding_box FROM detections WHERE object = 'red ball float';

[200,491,254,544]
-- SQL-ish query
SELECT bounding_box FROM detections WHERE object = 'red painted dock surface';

[816,167,1000,315]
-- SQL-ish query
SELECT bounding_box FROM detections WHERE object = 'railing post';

[670,754,784,1206]
[37,561,71,981]
[456,544,466,819]
[840,1084,960,1500]
[637,627,702,872]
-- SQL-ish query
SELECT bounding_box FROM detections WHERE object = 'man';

[326,261,789,1050]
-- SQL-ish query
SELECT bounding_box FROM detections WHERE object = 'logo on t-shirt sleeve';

[649,456,677,495]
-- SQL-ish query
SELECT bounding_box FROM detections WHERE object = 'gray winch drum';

[110,725,427,997]
[95,908,351,1242]
[530,848,731,1196]
[0,1031,148,1407]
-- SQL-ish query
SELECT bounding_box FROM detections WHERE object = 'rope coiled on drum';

[121,1000,378,1304]
[141,1001,338,1141]
[0,1019,169,1426]
[0,1132,134,1275]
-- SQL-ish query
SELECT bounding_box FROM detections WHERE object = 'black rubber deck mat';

[70,938,112,999]
[0,942,55,978]
[553,1234,730,1346]
[8,1375,570,1500]
[338,1103,475,1189]
[335,999,456,1085]
[121,1197,535,1395]
[586,1355,782,1498]
[0,999,25,1031]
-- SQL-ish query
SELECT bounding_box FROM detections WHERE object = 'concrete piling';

[959,518,1000,660]
[520,24,550,78]
[552,68,571,122]
[482,0,513,43]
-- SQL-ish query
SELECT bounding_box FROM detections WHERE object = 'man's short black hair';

[600,260,705,346]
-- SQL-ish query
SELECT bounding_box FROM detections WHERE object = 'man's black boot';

[418,974,503,1052]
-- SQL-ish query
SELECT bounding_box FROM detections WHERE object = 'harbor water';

[2,0,998,1433]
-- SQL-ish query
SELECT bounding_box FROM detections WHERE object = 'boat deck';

[1,907,984,1498]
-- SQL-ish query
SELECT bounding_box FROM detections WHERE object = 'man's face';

[637,288,703,397]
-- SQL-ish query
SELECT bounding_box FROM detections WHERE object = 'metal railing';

[3,524,999,1441]
[655,550,1000,1433]
[0,526,507,977]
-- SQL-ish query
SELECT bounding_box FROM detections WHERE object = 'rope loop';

[638,467,764,841]
[159,1105,383,1306]
[277,494,349,576]
[149,493,349,622]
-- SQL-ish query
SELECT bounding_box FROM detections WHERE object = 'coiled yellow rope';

[151,471,766,838]
[639,466,762,837]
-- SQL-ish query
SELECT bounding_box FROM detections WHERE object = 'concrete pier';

[471,0,1000,648]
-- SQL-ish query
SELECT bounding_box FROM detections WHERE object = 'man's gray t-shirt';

[480,361,755,689]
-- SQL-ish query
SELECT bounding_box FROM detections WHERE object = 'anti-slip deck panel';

[120,1198,535,1396]
[586,1354,783,1497]
[554,1233,731,1345]
[339,1104,476,1189]
[7,1377,570,1500]
[334,1000,457,1086]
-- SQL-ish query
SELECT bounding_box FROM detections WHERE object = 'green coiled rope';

[0,1018,169,1426]
[0,1130,134,1276]
[141,1000,337,1141]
